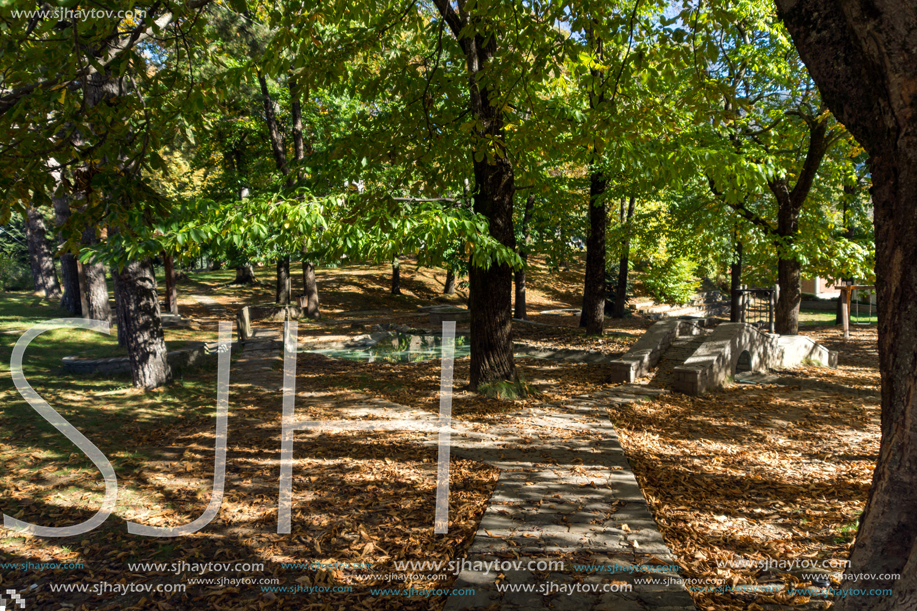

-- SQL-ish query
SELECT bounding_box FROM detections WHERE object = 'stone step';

[634,292,729,315]
[646,302,730,320]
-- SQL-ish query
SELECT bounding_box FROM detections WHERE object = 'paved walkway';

[191,294,232,316]
[440,385,695,611]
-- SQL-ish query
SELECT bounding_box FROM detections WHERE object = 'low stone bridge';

[609,319,837,396]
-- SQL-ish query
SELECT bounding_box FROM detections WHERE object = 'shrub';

[0,256,33,291]
[643,256,700,305]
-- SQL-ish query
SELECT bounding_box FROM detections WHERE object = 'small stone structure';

[236,304,303,341]
[424,305,470,325]
[609,320,837,396]
[63,342,222,376]
[608,319,705,383]
[671,323,837,395]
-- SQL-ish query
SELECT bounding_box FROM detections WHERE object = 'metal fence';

[734,287,776,333]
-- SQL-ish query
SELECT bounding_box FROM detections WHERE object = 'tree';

[774,1,917,609]
[612,195,636,318]
[430,0,518,390]
[116,259,172,388]
[682,2,849,334]
[513,195,535,319]
[51,193,81,315]
[391,256,402,295]
[578,26,610,335]
[24,206,61,300]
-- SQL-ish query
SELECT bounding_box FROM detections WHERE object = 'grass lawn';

[799,307,878,326]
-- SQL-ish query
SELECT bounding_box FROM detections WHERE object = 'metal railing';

[733,287,776,333]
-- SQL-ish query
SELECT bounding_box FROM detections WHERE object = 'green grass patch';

[799,307,877,326]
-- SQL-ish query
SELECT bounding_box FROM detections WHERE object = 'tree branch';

[0,0,212,117]
[431,0,465,41]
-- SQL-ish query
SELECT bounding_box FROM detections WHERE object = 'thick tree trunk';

[391,257,401,295]
[613,196,636,319]
[444,269,456,295]
[730,238,743,323]
[52,195,81,315]
[163,253,178,315]
[580,172,607,334]
[774,199,802,335]
[79,226,111,322]
[775,2,917,609]
[117,259,172,389]
[300,261,321,319]
[467,141,515,390]
[233,264,256,285]
[775,256,802,335]
[467,140,516,389]
[25,206,62,300]
[514,194,534,320]
[276,256,291,304]
[836,140,917,611]
[433,0,516,390]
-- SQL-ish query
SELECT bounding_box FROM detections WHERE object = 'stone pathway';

[440,385,695,611]
[647,334,708,389]
[296,380,696,610]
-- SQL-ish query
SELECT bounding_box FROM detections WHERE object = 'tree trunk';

[774,196,802,335]
[514,194,535,320]
[233,264,256,284]
[300,261,321,319]
[837,189,855,324]
[210,259,223,272]
[25,206,62,300]
[79,226,111,322]
[580,172,607,334]
[163,253,178,315]
[612,196,636,319]
[117,259,172,389]
[769,117,830,335]
[52,195,81,315]
[775,2,917,609]
[276,256,291,304]
[730,237,743,323]
[466,159,516,390]
[257,70,290,181]
[775,257,802,334]
[432,0,516,390]
[444,269,456,295]
[290,76,311,182]
[513,263,527,320]
[391,257,401,295]
[111,265,128,347]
